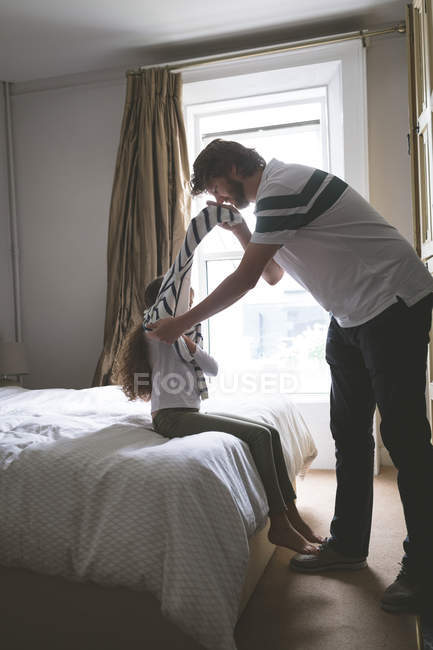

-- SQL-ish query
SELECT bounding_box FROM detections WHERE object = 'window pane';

[204,259,331,398]
[200,100,323,139]
[190,91,331,395]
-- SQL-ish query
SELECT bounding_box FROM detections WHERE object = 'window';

[182,41,368,400]
[197,88,328,242]
[188,89,330,398]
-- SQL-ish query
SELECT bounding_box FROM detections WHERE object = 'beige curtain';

[92,67,191,386]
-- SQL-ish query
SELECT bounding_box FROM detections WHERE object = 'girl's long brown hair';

[112,276,164,401]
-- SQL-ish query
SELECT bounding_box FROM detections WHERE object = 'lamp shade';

[0,342,29,375]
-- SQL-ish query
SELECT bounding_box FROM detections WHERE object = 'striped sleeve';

[251,169,348,244]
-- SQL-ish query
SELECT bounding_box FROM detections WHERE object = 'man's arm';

[146,242,281,344]
[232,220,284,285]
[212,202,284,285]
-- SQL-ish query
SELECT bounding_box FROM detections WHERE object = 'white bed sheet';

[0,385,317,650]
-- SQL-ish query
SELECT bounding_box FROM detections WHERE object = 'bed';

[0,385,317,650]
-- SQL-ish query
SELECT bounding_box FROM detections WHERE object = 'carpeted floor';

[235,467,418,650]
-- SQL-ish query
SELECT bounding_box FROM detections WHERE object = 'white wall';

[5,33,411,469]
[367,35,413,244]
[366,34,412,466]
[0,84,16,342]
[10,82,125,388]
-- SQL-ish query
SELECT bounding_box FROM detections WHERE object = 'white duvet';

[0,385,317,650]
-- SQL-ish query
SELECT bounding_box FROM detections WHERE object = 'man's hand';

[146,316,186,345]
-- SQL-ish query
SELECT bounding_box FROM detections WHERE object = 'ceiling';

[0,0,407,83]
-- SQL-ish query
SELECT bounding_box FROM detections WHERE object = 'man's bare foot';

[285,501,325,544]
[268,518,319,555]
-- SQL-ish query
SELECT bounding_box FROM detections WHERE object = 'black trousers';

[325,292,433,579]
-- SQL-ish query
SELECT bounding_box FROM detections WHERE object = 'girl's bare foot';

[285,501,325,544]
[268,517,319,555]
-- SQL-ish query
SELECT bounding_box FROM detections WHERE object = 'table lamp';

[0,341,29,386]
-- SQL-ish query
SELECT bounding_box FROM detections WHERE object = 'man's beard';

[227,178,249,209]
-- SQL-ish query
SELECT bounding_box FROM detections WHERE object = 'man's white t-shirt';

[250,159,433,327]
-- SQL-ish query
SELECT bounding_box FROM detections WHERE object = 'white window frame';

[182,40,368,375]
[182,39,368,194]
[180,41,378,472]
[194,87,329,171]
[188,87,331,357]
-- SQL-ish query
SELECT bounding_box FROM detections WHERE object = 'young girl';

[114,275,323,555]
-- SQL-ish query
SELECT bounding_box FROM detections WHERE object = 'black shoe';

[381,562,431,614]
[290,539,367,573]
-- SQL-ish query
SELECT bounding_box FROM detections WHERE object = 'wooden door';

[408,0,433,425]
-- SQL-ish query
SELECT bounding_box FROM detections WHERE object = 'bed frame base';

[1,519,275,650]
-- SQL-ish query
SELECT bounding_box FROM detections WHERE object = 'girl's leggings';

[152,407,296,515]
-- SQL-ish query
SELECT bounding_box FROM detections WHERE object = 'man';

[147,138,433,614]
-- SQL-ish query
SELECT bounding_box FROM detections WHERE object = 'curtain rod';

[127,22,406,76]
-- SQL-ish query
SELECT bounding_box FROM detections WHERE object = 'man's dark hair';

[190,139,266,196]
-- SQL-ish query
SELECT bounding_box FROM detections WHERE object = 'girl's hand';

[146,316,185,345]
[182,334,197,354]
[206,201,248,236]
